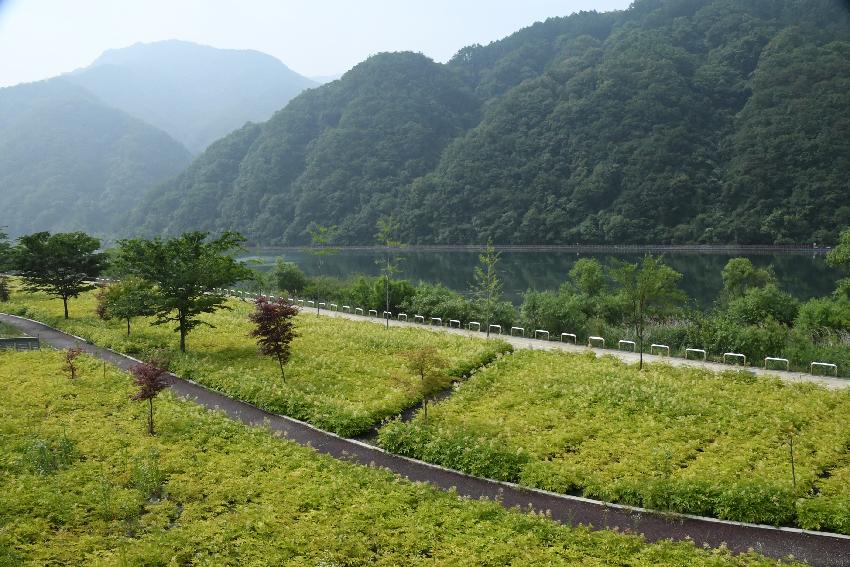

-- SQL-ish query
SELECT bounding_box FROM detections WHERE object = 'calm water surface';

[240,248,844,308]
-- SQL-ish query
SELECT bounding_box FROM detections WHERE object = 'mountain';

[129,0,850,245]
[67,40,317,153]
[0,78,192,238]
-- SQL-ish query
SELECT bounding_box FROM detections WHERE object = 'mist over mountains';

[129,0,850,246]
[0,78,192,237]
[0,41,316,237]
[67,40,317,153]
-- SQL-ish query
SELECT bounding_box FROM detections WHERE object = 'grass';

[378,349,850,533]
[0,349,797,565]
[0,320,23,337]
[3,287,511,436]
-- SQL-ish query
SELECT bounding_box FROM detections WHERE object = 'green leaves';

[117,232,252,351]
[14,231,105,318]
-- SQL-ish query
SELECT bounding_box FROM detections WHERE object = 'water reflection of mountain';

[243,249,845,308]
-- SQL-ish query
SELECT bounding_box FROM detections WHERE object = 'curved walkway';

[2,312,849,566]
[316,309,849,389]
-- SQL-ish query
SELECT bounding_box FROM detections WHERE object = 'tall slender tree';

[471,241,502,338]
[375,216,404,329]
[117,231,251,352]
[14,232,105,319]
[0,229,11,272]
[305,225,339,317]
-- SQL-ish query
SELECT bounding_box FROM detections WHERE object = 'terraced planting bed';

[378,349,850,534]
[4,289,510,436]
[2,349,798,565]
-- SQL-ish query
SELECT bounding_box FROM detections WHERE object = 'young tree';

[273,258,308,294]
[471,241,502,338]
[721,258,775,300]
[304,225,339,317]
[827,227,850,299]
[100,277,157,335]
[117,231,252,353]
[63,347,84,380]
[0,276,9,302]
[569,258,606,296]
[0,229,11,272]
[376,216,404,329]
[401,347,448,423]
[14,231,106,319]
[130,360,170,435]
[248,296,299,381]
[612,255,686,369]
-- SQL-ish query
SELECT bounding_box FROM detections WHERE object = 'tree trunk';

[126,318,131,336]
[385,265,390,330]
[63,296,69,319]
[179,316,186,353]
[148,398,155,436]
[638,316,644,370]
[278,354,286,382]
[423,398,428,423]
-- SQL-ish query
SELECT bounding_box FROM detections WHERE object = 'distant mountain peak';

[67,40,316,153]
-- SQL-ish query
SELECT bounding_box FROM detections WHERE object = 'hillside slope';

[129,0,850,245]
[67,40,317,153]
[0,79,192,237]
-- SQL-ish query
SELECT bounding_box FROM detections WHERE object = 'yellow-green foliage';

[4,288,510,436]
[0,350,794,565]
[379,349,850,532]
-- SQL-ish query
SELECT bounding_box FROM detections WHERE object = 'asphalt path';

[2,311,849,566]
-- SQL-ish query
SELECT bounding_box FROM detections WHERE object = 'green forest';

[129,0,850,246]
[0,79,192,237]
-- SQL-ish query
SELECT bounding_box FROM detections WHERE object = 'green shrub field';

[378,350,850,533]
[0,350,795,565]
[4,289,510,436]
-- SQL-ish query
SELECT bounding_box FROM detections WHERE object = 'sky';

[0,0,631,87]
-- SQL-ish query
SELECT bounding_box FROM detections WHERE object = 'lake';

[240,247,844,308]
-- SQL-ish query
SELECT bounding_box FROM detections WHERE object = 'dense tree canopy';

[128,0,850,246]
[117,231,252,352]
[14,231,106,318]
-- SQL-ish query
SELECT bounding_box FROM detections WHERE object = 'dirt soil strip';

[2,312,849,566]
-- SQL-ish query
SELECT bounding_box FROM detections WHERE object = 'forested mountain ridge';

[66,40,317,153]
[130,0,850,245]
[0,79,192,238]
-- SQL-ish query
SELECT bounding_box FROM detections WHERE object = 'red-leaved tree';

[248,296,299,381]
[130,361,170,435]
[64,347,84,380]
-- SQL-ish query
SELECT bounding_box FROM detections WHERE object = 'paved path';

[2,312,849,566]
[313,309,849,389]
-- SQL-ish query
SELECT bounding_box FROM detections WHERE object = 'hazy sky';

[0,0,631,87]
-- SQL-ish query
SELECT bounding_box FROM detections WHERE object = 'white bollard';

[650,344,670,356]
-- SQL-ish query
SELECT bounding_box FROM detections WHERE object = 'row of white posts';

[218,289,839,377]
